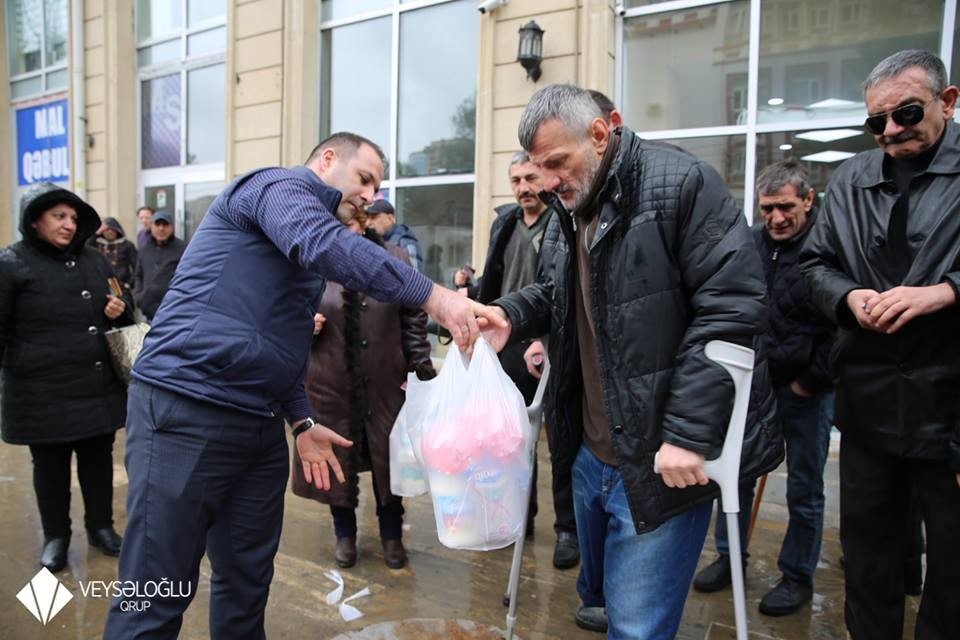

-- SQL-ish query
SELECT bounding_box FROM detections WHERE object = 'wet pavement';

[1,428,919,639]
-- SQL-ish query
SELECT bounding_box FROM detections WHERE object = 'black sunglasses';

[864,97,936,135]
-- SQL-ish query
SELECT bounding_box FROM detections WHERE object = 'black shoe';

[381,538,407,569]
[334,537,357,568]
[41,536,70,573]
[758,577,813,616]
[553,531,580,569]
[693,555,734,593]
[87,527,122,556]
[525,520,535,540]
[574,606,607,633]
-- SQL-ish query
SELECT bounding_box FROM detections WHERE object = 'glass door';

[183,180,223,240]
[141,171,223,242]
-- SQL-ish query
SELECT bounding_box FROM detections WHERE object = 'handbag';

[103,323,150,384]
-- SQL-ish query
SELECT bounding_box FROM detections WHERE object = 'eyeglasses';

[864,97,937,135]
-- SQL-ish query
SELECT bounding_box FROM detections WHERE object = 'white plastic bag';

[389,372,434,497]
[420,337,532,551]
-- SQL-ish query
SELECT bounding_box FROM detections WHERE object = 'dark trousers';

[29,432,116,537]
[330,468,404,540]
[103,382,288,640]
[840,436,960,640]
[716,387,833,585]
[500,341,575,534]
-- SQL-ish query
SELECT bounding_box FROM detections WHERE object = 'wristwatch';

[291,417,317,438]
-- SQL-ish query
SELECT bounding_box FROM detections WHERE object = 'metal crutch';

[701,340,756,640]
[653,341,754,640]
[503,358,551,640]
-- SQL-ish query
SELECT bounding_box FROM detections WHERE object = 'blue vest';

[132,167,337,417]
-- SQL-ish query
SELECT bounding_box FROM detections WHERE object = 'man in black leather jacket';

[801,49,960,640]
[486,84,782,638]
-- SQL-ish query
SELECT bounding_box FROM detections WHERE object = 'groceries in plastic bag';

[420,337,532,551]
[389,371,435,497]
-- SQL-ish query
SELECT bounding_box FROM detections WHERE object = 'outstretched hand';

[295,422,352,490]
[424,284,509,353]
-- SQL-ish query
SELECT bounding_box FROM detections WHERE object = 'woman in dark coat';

[89,216,138,291]
[0,182,133,573]
[291,207,435,570]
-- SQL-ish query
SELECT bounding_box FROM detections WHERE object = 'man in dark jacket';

[365,199,424,272]
[133,210,186,320]
[135,205,153,249]
[800,50,960,639]
[695,159,835,617]
[453,151,580,570]
[486,84,782,638]
[103,132,499,639]
[90,216,138,291]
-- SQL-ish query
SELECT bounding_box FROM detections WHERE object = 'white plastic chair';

[503,358,550,640]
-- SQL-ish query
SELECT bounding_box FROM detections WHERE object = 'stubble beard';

[569,150,602,215]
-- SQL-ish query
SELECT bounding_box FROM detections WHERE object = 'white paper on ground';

[323,568,371,621]
[324,569,344,605]
[339,586,371,622]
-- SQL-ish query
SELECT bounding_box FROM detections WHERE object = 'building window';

[5,0,68,99]
[621,2,749,130]
[755,127,875,197]
[319,0,477,282]
[618,0,952,219]
[811,7,830,29]
[660,135,747,205]
[137,0,226,241]
[840,3,861,25]
[783,6,800,33]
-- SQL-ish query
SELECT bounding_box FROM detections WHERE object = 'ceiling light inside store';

[795,128,863,143]
[768,97,784,106]
[779,144,793,150]
[801,150,856,163]
[807,98,860,109]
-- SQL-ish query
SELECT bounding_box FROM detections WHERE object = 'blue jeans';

[715,386,833,585]
[573,445,712,639]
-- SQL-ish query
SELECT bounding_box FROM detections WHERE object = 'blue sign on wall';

[16,99,70,186]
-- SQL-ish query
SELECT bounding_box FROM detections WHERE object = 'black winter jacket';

[496,128,783,533]
[752,208,834,392]
[1,183,132,445]
[801,120,960,470]
[466,203,555,304]
[89,217,138,290]
[134,234,186,320]
[466,204,555,403]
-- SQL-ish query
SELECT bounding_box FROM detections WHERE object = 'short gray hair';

[518,84,603,152]
[509,150,531,168]
[756,158,812,198]
[863,49,947,97]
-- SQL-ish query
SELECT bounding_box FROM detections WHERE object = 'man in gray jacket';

[485,84,782,638]
[801,49,960,639]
